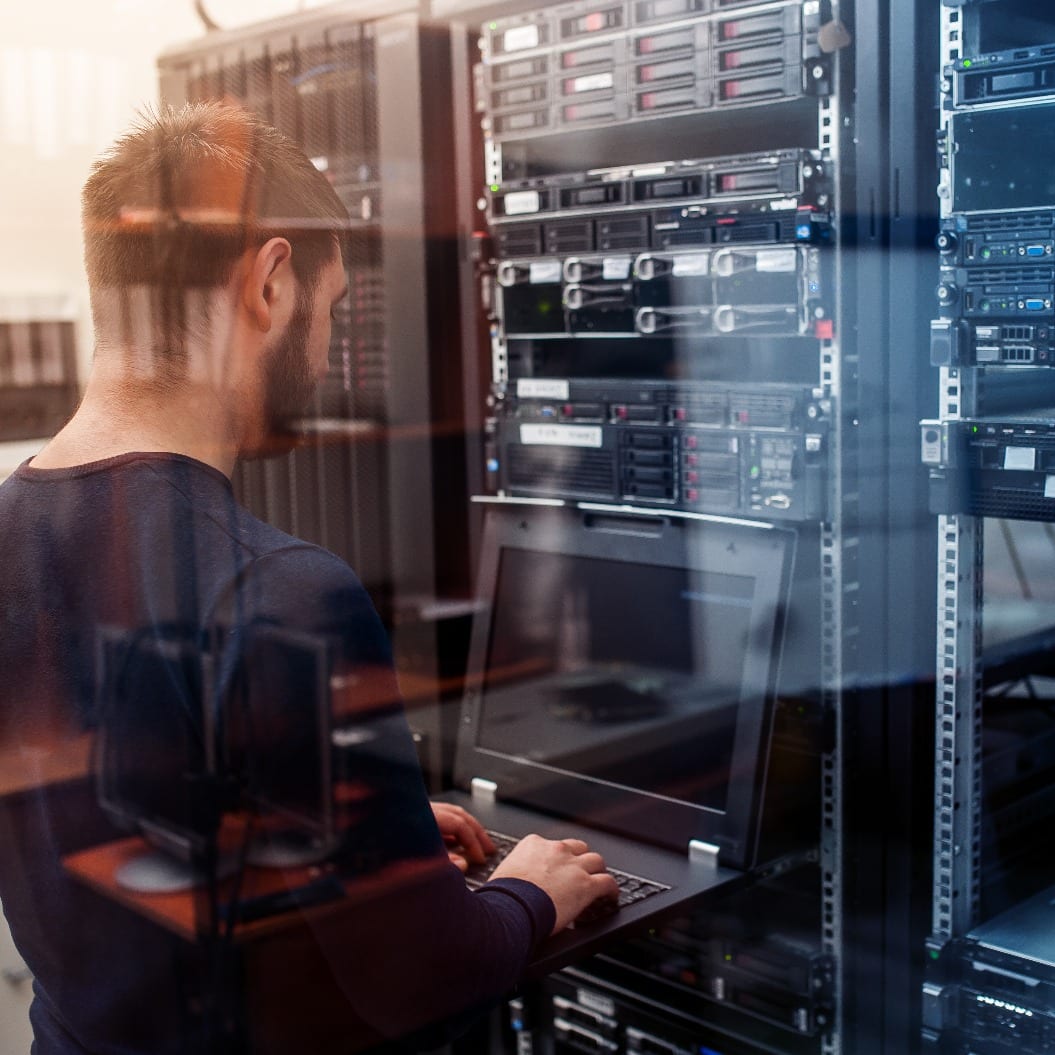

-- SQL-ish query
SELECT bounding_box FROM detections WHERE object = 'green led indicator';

[929,949,940,961]
[963,59,972,68]
[491,184,500,192]
[489,21,498,29]
[750,465,761,479]
[972,425,979,433]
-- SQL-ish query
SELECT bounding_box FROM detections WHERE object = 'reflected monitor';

[95,629,219,892]
[232,624,336,868]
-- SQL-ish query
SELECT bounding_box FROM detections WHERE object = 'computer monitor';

[456,507,795,867]
[95,628,219,892]
[228,624,336,868]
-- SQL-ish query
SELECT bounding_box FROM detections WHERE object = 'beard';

[246,289,319,459]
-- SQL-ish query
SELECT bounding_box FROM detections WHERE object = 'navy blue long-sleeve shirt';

[0,452,554,1054]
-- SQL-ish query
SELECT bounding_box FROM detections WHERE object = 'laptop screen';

[456,507,795,867]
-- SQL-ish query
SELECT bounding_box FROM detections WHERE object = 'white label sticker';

[520,424,603,448]
[571,72,614,93]
[755,248,798,273]
[1004,446,1037,471]
[672,253,710,277]
[503,24,540,52]
[517,378,570,399]
[503,190,541,216]
[602,256,632,280]
[577,989,616,1017]
[1046,475,1055,499]
[529,260,562,284]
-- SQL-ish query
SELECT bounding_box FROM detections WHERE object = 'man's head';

[81,102,349,454]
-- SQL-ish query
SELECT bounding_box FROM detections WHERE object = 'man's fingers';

[447,850,468,873]
[434,804,492,862]
[576,851,608,875]
[560,838,590,855]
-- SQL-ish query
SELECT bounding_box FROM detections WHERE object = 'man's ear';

[242,237,293,333]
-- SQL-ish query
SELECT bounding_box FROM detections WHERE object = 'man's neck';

[30,373,240,478]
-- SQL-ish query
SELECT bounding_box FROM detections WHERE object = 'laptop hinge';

[689,839,720,869]
[470,777,498,803]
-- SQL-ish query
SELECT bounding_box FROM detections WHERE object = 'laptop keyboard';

[463,830,671,923]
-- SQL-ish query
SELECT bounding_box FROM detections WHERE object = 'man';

[0,103,617,1054]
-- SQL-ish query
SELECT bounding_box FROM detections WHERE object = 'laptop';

[434,503,796,974]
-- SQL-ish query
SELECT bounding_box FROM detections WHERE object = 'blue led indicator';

[511,1019,524,1031]
[700,1047,724,1055]
[809,282,820,294]
[796,224,812,240]
[487,458,500,472]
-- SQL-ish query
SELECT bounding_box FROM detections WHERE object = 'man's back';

[0,453,371,1051]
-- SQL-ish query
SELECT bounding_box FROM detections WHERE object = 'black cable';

[194,0,222,32]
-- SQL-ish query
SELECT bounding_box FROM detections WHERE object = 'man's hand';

[431,802,496,873]
[490,834,621,934]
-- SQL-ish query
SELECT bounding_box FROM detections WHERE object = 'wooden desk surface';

[0,732,93,797]
[63,837,444,944]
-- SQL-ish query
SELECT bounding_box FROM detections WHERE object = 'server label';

[517,379,570,399]
[504,25,540,52]
[520,424,603,447]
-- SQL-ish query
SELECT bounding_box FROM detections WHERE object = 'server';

[922,2,1055,1051]
[441,0,858,1051]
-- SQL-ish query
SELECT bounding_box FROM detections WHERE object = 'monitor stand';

[247,829,334,869]
[114,849,237,893]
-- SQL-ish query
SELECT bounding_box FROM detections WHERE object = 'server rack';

[922,2,1055,1052]
[437,1,898,1052]
[158,2,473,783]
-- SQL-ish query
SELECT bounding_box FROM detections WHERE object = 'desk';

[62,838,450,1054]
[0,732,92,797]
[63,836,443,943]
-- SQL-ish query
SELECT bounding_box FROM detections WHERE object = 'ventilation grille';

[507,445,616,497]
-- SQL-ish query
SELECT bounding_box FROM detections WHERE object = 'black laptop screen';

[479,549,753,813]
[459,508,794,862]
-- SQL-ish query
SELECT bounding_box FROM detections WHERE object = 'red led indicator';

[722,51,741,70]
[615,405,628,419]
[640,66,655,82]
[723,80,740,98]
[686,488,699,502]
[685,470,699,484]
[685,453,698,466]
[585,12,605,31]
[638,37,654,54]
[815,319,834,340]
[721,21,739,40]
[641,93,656,109]
[720,175,737,190]
[685,435,698,450]
[674,407,687,421]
